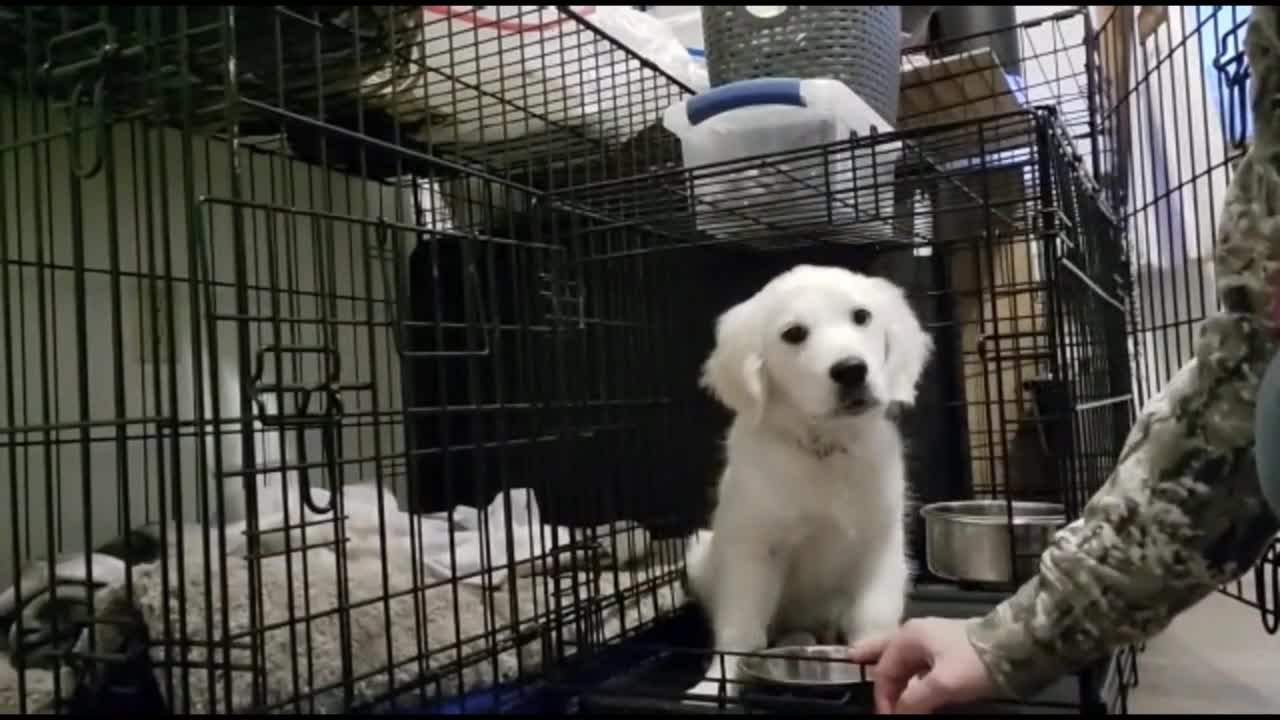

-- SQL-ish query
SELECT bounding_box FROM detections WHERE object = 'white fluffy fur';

[685,264,932,699]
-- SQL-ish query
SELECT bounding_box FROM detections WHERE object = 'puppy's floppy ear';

[700,294,768,421]
[871,278,933,407]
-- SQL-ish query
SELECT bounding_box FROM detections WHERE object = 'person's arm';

[966,5,1280,701]
[1258,354,1280,516]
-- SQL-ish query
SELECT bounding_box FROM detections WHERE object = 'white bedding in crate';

[0,487,687,714]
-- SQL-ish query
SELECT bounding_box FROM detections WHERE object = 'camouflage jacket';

[966,6,1280,700]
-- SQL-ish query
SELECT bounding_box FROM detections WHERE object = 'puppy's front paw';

[848,586,907,646]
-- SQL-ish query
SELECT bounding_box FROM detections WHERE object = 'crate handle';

[685,77,805,126]
[66,77,108,179]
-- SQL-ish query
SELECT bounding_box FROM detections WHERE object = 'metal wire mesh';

[552,107,1131,535]
[1091,5,1276,633]
[563,591,1135,715]
[1097,6,1250,404]
[900,8,1100,169]
[0,3,1141,716]
[0,5,696,714]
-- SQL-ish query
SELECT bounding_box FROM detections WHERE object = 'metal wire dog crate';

[548,108,1134,714]
[1090,5,1279,640]
[0,5,698,714]
[0,4,1141,717]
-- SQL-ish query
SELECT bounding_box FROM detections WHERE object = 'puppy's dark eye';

[852,308,872,326]
[781,324,809,345]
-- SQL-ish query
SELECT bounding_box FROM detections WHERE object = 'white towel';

[0,486,642,619]
[420,488,572,589]
[0,485,680,714]
[245,484,630,589]
[257,484,652,589]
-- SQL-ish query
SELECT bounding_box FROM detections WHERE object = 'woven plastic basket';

[701,6,902,125]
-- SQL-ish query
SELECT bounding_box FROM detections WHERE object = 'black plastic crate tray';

[575,583,1121,715]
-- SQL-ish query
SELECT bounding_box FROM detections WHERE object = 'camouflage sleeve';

[965,6,1280,701]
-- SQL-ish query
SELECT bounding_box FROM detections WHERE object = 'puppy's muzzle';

[829,356,878,414]
[829,358,867,388]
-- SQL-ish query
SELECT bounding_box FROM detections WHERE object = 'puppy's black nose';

[829,358,868,388]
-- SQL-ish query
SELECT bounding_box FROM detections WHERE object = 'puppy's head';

[701,265,932,424]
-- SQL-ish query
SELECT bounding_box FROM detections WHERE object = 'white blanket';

[241,483,652,589]
[0,486,685,714]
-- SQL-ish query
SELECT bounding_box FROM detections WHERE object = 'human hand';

[850,617,998,714]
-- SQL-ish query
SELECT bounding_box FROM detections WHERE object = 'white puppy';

[685,264,932,700]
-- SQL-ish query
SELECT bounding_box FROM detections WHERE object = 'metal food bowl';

[737,645,867,687]
[919,500,1066,586]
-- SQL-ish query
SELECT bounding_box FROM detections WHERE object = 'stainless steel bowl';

[919,500,1066,585]
[737,645,867,687]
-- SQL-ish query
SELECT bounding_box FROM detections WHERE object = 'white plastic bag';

[591,7,710,93]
